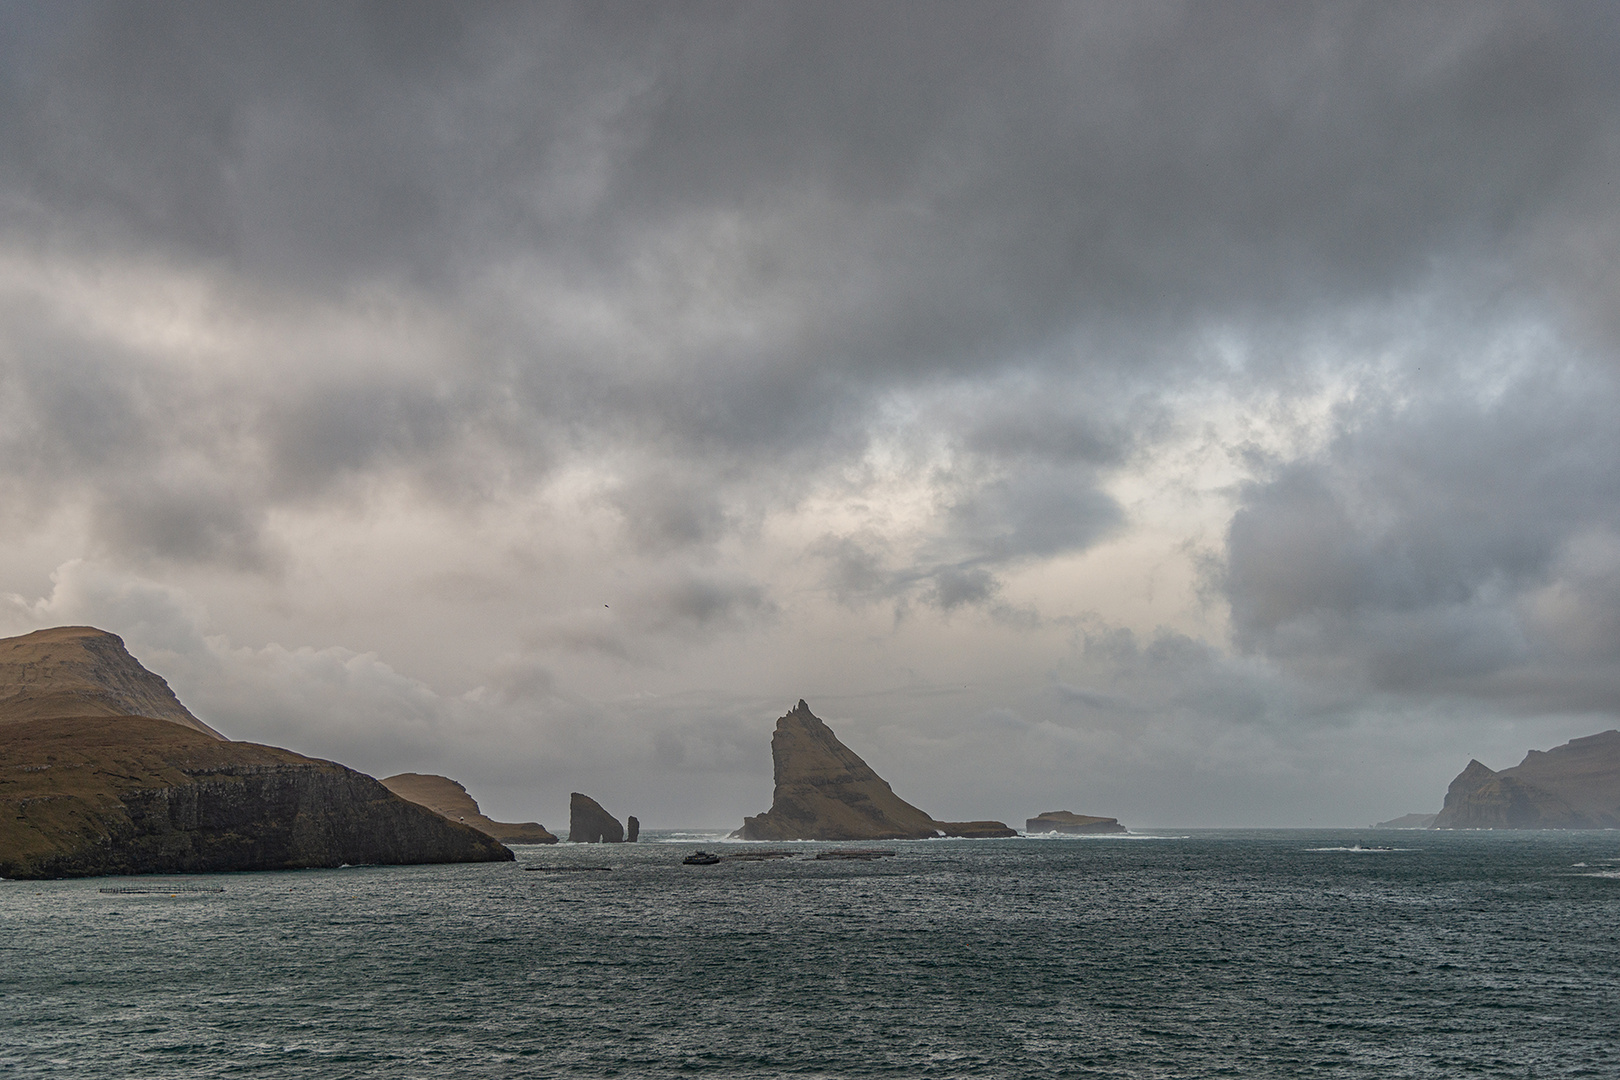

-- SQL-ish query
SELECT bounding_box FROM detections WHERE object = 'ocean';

[3,830,1617,1078]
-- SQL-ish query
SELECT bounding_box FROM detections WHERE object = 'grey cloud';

[607,468,732,552]
[1226,362,1620,712]
[813,534,893,606]
[958,382,1143,468]
[1053,681,1135,713]
[0,337,168,480]
[1058,625,1284,728]
[91,481,274,571]
[5,4,1611,336]
[265,379,464,496]
[945,467,1123,563]
[2,1,1616,524]
[4,3,1620,827]
[923,566,998,612]
[479,656,556,706]
[648,574,777,633]
[536,570,780,656]
[810,460,1122,614]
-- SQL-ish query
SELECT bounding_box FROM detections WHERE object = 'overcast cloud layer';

[4,1,1620,829]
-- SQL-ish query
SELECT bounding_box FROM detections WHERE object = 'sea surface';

[3,829,1618,1078]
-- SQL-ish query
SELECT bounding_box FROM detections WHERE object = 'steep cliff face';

[568,792,625,843]
[1,716,512,879]
[734,700,948,841]
[1433,732,1620,829]
[0,626,223,738]
[381,773,557,844]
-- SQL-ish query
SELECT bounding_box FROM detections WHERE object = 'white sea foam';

[1018,831,1190,841]
[1304,845,1414,852]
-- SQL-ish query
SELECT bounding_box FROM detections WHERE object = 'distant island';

[1025,811,1126,834]
[733,700,1016,840]
[0,626,512,879]
[1432,730,1620,829]
[1372,813,1437,830]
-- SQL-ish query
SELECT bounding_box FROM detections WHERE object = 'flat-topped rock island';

[1024,811,1127,835]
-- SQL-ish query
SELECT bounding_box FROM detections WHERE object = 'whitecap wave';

[1304,845,1413,852]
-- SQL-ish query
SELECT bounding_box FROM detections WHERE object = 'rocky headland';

[0,626,513,878]
[733,700,1015,841]
[568,792,629,842]
[1024,811,1127,835]
[936,820,1020,838]
[1373,813,1437,829]
[1432,730,1620,829]
[381,773,557,844]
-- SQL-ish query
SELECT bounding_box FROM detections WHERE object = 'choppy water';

[4,829,1618,1078]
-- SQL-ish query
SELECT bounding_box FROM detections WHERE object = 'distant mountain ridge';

[1433,730,1620,829]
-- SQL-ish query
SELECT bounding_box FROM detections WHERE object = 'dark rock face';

[0,626,224,738]
[936,820,1018,838]
[735,700,987,841]
[380,773,558,844]
[1433,731,1620,829]
[0,716,512,879]
[1024,811,1127,834]
[0,625,512,878]
[568,792,624,843]
[626,815,640,843]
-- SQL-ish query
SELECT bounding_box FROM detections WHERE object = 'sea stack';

[626,816,640,843]
[381,773,558,844]
[568,792,625,842]
[0,626,513,879]
[1432,731,1620,829]
[733,700,1010,841]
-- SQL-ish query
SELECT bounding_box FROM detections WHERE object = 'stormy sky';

[4,1,1620,829]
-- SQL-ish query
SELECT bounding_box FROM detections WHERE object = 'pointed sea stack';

[1432,732,1620,829]
[733,700,946,841]
[568,792,625,842]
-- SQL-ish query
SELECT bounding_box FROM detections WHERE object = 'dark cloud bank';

[3,2,1620,825]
